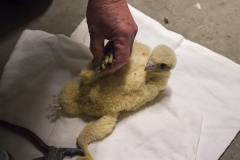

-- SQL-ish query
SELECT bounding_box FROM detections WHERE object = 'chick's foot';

[101,53,113,70]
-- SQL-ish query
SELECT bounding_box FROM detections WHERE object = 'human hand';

[87,0,138,73]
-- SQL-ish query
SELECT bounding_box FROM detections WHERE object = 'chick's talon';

[104,55,109,64]
[100,53,114,70]
[109,53,113,63]
[101,63,106,70]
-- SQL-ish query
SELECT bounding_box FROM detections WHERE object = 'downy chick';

[57,42,177,160]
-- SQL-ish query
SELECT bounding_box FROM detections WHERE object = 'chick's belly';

[79,88,146,116]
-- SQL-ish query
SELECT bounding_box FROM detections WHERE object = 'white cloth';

[0,4,239,160]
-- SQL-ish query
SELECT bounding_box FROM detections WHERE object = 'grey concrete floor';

[0,0,239,159]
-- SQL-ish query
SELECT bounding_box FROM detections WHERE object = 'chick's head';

[145,45,177,72]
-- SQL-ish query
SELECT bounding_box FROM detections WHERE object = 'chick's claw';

[109,53,113,63]
[100,53,114,70]
[101,63,106,70]
[104,55,109,64]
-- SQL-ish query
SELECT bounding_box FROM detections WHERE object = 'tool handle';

[0,119,49,152]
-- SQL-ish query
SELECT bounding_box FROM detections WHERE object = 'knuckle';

[119,23,138,38]
[120,27,133,37]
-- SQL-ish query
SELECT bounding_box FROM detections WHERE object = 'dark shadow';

[0,0,53,38]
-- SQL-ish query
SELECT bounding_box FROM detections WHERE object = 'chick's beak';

[145,60,170,72]
[145,60,155,71]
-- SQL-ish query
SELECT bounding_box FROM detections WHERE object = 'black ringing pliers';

[0,120,84,160]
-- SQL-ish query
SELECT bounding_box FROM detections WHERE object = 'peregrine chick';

[57,42,177,160]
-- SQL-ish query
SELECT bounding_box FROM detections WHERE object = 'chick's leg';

[79,62,98,85]
[80,70,97,84]
[80,53,113,85]
[77,113,119,160]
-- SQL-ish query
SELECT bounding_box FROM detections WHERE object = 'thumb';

[89,36,105,66]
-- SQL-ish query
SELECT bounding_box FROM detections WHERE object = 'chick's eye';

[158,63,167,69]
